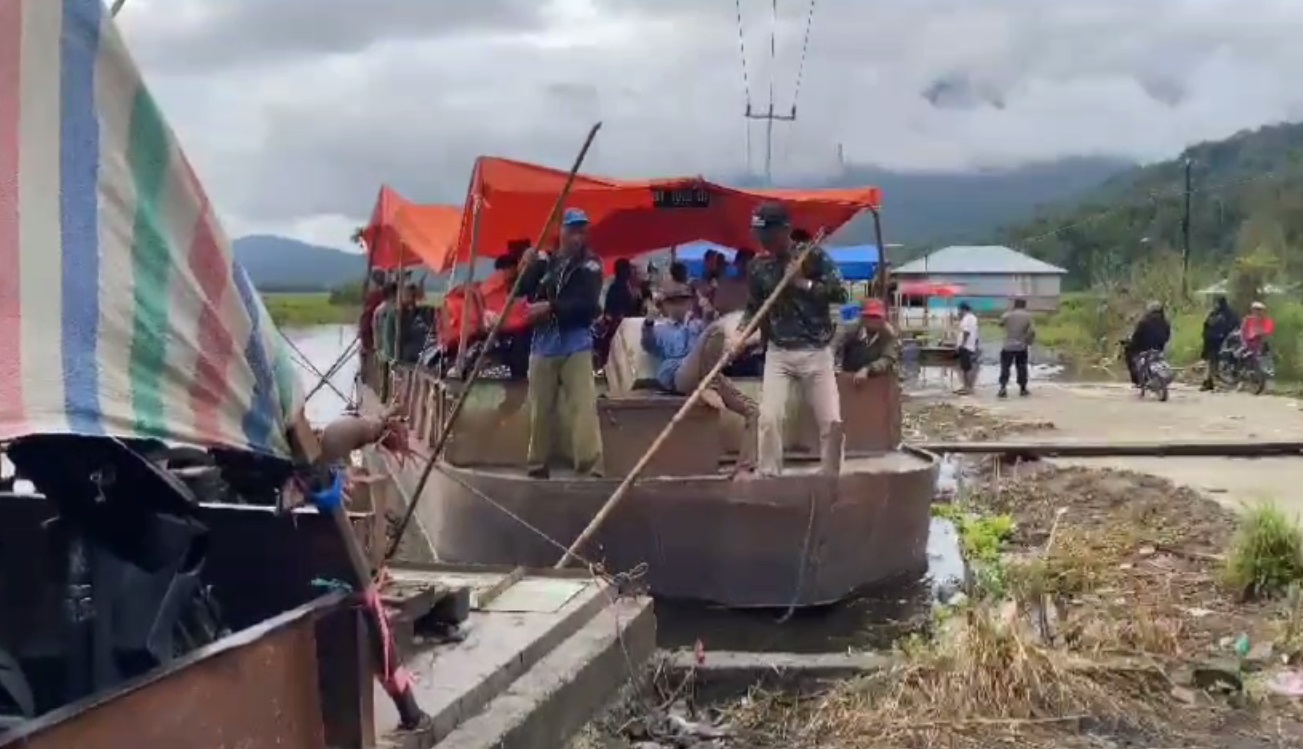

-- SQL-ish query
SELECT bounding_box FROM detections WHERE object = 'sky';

[115,0,1303,250]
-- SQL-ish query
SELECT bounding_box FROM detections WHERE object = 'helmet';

[1146,300,1163,313]
[1251,301,1267,311]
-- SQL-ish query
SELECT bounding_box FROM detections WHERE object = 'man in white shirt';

[955,301,980,395]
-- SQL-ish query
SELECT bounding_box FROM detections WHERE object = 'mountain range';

[236,156,1133,291]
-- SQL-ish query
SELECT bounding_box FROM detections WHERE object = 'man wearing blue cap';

[515,208,605,479]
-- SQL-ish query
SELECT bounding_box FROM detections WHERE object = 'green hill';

[998,121,1303,286]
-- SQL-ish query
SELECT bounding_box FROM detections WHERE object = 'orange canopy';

[427,157,881,272]
[361,185,462,271]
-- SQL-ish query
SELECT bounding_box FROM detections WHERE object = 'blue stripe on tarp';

[59,0,105,434]
[231,262,279,454]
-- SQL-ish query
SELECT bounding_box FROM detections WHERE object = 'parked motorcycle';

[1216,330,1272,395]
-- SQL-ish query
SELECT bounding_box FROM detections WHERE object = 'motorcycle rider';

[1200,295,1239,391]
[1240,301,1275,359]
[1125,301,1171,388]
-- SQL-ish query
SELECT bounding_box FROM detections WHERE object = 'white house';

[893,245,1068,312]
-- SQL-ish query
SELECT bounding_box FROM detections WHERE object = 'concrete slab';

[434,598,655,749]
[373,566,644,748]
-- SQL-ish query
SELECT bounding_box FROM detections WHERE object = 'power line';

[734,0,754,173]
[791,0,817,118]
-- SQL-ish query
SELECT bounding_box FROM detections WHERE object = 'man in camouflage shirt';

[734,202,849,476]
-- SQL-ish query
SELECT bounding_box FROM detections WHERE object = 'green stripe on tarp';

[126,89,172,437]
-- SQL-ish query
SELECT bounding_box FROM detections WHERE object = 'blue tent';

[671,241,880,281]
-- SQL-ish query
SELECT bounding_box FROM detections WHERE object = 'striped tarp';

[0,0,303,458]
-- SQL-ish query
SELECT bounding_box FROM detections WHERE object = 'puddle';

[654,517,966,653]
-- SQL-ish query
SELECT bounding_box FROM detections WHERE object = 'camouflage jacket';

[739,246,848,350]
[839,323,901,375]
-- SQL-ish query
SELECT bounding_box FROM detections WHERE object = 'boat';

[359,161,941,608]
[0,4,650,746]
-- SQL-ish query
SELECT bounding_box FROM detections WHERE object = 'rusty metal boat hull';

[382,450,939,608]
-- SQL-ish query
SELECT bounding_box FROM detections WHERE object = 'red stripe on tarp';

[0,0,25,425]
[181,155,238,443]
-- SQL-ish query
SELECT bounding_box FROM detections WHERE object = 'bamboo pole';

[110,0,128,17]
[383,121,603,561]
[555,229,827,569]
[455,196,485,374]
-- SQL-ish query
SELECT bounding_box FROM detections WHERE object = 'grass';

[1223,502,1303,601]
[261,291,360,328]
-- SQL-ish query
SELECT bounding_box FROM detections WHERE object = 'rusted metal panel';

[0,596,346,749]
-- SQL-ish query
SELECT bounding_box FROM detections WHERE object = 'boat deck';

[376,565,654,749]
[457,449,932,480]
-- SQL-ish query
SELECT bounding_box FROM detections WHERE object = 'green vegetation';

[999,121,1303,285]
[261,291,360,329]
[1223,502,1303,601]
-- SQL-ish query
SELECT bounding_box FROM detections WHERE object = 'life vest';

[436,272,531,350]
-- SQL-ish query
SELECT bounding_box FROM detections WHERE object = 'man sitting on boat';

[517,208,605,479]
[839,298,900,384]
[641,281,759,478]
[735,202,849,476]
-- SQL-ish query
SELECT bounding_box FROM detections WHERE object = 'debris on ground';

[904,399,1054,442]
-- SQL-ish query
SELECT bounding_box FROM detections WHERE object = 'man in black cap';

[734,202,849,476]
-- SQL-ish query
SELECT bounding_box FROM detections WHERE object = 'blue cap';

[562,208,590,227]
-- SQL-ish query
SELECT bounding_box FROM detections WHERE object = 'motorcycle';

[1216,330,1272,395]
[1120,340,1173,402]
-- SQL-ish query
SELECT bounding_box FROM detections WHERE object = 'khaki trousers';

[527,352,604,476]
[758,345,842,476]
[671,320,760,470]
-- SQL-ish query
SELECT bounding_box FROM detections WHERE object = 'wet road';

[965,381,1303,516]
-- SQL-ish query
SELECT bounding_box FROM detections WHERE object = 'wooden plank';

[912,440,1303,458]
[476,566,527,609]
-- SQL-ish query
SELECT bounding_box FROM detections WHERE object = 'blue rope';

[309,467,345,512]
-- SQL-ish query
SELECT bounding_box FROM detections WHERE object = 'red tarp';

[897,281,964,298]
[430,156,882,272]
[361,185,462,271]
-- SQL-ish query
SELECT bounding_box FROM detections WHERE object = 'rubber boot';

[997,387,1008,399]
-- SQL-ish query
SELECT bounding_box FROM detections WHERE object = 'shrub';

[1223,502,1303,600]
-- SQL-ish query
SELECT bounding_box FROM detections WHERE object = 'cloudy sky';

[116,0,1303,250]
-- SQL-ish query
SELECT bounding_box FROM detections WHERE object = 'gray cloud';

[117,0,1303,246]
[124,0,548,71]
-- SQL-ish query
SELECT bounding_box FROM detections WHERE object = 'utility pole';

[745,101,796,185]
[1181,157,1192,296]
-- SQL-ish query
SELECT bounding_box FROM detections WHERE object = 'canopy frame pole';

[455,196,485,375]
[871,207,890,302]
[384,121,603,562]
[555,229,827,569]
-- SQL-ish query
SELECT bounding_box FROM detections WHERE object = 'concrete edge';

[432,598,656,749]
[664,649,894,703]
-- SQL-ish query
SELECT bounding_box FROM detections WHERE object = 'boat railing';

[368,358,903,477]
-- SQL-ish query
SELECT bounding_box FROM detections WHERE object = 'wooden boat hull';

[387,450,939,608]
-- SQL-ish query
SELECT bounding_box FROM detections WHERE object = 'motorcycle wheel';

[1158,383,1170,402]
[1252,371,1267,396]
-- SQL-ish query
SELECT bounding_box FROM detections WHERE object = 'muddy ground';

[572,398,1303,749]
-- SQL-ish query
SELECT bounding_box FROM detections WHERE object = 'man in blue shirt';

[516,208,605,479]
[642,281,759,477]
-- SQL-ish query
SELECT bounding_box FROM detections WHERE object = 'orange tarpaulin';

[436,269,532,349]
[429,156,882,272]
[362,185,462,271]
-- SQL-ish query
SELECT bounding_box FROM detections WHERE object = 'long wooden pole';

[455,196,485,374]
[555,229,827,569]
[384,121,603,560]
[110,0,128,17]
[871,208,890,301]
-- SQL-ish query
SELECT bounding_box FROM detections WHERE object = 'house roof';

[894,245,1067,275]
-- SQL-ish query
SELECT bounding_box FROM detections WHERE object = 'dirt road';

[964,381,1303,516]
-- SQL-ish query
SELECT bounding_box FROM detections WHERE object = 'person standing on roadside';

[735,202,849,476]
[997,298,1035,398]
[517,208,605,479]
[1200,295,1238,391]
[955,301,980,396]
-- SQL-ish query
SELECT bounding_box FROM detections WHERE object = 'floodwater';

[283,325,361,425]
